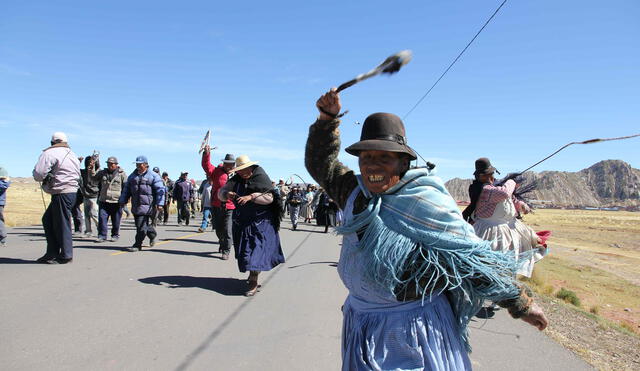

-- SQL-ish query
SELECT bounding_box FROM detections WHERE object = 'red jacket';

[202,152,235,209]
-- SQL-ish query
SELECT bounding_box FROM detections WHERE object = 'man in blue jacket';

[119,156,165,251]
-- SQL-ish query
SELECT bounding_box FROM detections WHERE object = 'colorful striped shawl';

[337,168,521,350]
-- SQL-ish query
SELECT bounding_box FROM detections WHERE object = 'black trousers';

[133,214,157,247]
[98,202,122,238]
[161,198,171,223]
[176,200,190,225]
[212,207,233,253]
[42,193,76,259]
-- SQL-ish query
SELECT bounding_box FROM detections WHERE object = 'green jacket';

[90,167,127,203]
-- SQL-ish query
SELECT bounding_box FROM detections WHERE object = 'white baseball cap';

[51,131,68,143]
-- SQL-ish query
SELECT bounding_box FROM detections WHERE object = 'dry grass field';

[3,180,178,227]
[522,209,640,333]
[3,181,49,227]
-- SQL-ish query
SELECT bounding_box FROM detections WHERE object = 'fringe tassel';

[337,193,522,351]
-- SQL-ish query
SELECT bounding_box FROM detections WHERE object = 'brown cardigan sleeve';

[304,118,359,210]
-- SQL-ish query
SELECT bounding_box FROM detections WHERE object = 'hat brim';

[345,140,417,160]
[222,160,236,164]
[474,166,498,176]
[231,161,258,172]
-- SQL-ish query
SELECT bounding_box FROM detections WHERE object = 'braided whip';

[520,133,640,174]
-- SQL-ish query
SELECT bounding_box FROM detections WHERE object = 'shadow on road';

[138,275,247,296]
[159,238,213,245]
[475,306,497,319]
[0,257,36,264]
[148,248,220,259]
[74,244,129,252]
[288,261,338,269]
[288,228,329,234]
[13,232,46,239]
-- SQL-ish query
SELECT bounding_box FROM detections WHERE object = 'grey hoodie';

[33,144,81,194]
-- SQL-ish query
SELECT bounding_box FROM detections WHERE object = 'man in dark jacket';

[172,171,192,226]
[119,155,165,251]
[81,155,101,237]
[88,156,127,242]
[161,172,174,225]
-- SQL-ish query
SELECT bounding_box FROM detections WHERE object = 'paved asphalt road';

[1,215,592,371]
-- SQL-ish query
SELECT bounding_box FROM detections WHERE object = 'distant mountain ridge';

[444,160,640,208]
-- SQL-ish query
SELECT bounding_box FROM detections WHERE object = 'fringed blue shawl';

[337,168,521,351]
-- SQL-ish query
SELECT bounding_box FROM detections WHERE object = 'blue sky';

[1,0,638,183]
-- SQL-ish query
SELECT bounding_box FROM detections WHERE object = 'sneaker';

[127,246,141,252]
[37,257,59,264]
[56,257,73,264]
[36,255,56,264]
[110,236,119,242]
[96,237,107,243]
[197,227,205,233]
[221,252,230,260]
[178,222,182,226]
[149,237,156,247]
[1,241,6,247]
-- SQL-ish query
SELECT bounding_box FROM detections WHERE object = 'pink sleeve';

[482,179,515,202]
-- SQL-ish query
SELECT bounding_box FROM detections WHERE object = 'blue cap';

[135,155,148,164]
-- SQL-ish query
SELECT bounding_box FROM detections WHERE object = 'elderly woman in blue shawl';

[305,88,548,370]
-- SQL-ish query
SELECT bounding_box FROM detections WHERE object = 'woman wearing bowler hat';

[218,155,285,296]
[463,158,547,278]
[306,88,548,370]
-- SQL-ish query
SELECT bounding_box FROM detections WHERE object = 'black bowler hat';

[345,113,417,160]
[221,154,235,164]
[474,157,500,176]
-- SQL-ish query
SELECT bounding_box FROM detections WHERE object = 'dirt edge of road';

[536,294,640,371]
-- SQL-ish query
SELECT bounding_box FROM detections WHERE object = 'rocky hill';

[445,160,640,208]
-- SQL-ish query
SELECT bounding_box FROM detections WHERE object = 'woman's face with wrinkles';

[358,150,407,194]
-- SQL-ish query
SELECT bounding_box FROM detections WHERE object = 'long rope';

[403,0,509,120]
[520,133,640,173]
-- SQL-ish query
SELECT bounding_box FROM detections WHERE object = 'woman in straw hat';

[218,155,285,296]
[306,88,548,370]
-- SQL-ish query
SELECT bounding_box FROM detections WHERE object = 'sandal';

[245,279,259,297]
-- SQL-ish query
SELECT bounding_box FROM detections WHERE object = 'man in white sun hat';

[32,132,81,264]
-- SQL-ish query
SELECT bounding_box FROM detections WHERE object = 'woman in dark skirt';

[218,155,285,296]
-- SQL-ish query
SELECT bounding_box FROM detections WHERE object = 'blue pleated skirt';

[232,206,285,272]
[341,294,472,371]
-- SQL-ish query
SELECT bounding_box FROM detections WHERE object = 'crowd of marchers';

[0,133,337,296]
[0,88,553,369]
